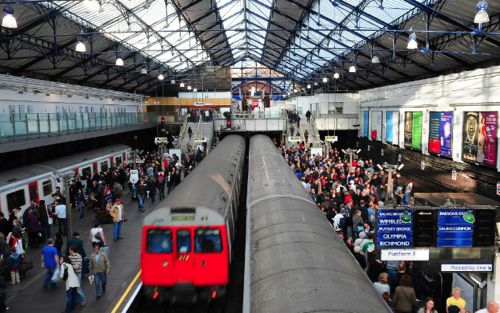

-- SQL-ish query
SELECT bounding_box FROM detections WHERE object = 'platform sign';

[441,264,492,272]
[325,136,338,143]
[437,209,475,248]
[288,136,301,143]
[154,137,169,144]
[377,210,413,248]
[381,249,429,261]
[129,169,139,184]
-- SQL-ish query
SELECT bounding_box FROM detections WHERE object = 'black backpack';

[62,265,68,281]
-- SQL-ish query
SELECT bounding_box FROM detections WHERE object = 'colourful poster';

[463,112,480,162]
[386,111,393,143]
[440,112,453,158]
[404,112,413,148]
[362,111,369,137]
[370,111,382,141]
[429,112,441,154]
[411,111,422,150]
[481,112,497,166]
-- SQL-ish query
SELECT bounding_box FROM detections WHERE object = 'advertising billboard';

[370,111,382,141]
[463,111,498,167]
[429,112,453,157]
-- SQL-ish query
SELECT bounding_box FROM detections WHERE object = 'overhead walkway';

[0,112,155,154]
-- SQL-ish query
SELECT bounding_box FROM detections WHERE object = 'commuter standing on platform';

[60,256,79,313]
[69,246,86,307]
[89,245,110,300]
[110,198,125,242]
[41,238,59,289]
[136,180,146,212]
[446,287,466,313]
[475,301,499,313]
[306,110,311,122]
[188,126,192,140]
[54,200,68,236]
[393,274,417,313]
[37,200,51,241]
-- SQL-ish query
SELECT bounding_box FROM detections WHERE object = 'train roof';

[245,135,391,313]
[0,164,53,191]
[144,135,245,226]
[40,144,130,173]
[0,144,130,191]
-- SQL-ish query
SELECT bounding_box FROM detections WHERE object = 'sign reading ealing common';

[437,209,475,248]
[377,210,413,248]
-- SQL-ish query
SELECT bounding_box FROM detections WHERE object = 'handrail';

[311,114,321,148]
[189,115,203,148]
[175,115,189,149]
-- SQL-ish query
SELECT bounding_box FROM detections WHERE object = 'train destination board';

[377,210,413,248]
[437,209,475,248]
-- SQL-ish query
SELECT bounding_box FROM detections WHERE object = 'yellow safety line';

[110,270,142,313]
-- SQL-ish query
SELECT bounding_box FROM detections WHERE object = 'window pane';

[101,161,108,172]
[177,230,191,253]
[82,167,91,178]
[195,228,222,253]
[7,190,25,210]
[42,180,53,196]
[146,229,172,253]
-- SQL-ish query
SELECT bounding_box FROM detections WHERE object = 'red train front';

[140,135,245,303]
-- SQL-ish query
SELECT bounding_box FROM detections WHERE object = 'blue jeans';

[76,271,86,303]
[137,195,144,210]
[66,287,77,313]
[43,267,56,288]
[78,202,85,219]
[94,272,106,297]
[113,221,122,240]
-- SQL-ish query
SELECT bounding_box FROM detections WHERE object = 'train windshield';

[176,230,191,254]
[195,228,222,253]
[146,229,172,253]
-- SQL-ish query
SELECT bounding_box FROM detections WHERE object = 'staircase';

[298,116,319,147]
[180,122,214,152]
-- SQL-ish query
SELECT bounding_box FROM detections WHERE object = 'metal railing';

[0,112,155,142]
[310,114,322,148]
[175,114,189,149]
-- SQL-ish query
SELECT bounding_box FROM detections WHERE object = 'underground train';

[140,135,245,303]
[243,135,391,313]
[0,145,131,216]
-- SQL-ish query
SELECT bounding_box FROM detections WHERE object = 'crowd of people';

[281,142,498,313]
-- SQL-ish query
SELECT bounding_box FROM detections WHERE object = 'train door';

[174,229,195,283]
[193,227,227,286]
[80,166,92,179]
[28,181,39,204]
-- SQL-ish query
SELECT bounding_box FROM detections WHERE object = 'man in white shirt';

[476,301,499,313]
[54,200,68,235]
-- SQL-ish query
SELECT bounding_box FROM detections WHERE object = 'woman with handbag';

[59,256,80,313]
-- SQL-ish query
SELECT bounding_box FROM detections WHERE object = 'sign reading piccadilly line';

[441,264,492,272]
[377,210,413,248]
[381,249,430,261]
[437,209,475,248]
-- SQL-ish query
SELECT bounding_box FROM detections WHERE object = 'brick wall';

[356,138,500,199]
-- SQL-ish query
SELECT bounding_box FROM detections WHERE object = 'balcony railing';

[0,112,155,142]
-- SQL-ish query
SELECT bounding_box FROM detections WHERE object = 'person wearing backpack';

[59,256,80,313]
[7,248,20,285]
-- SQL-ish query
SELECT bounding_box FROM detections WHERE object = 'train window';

[42,180,52,196]
[176,230,191,253]
[195,229,222,253]
[115,156,122,165]
[6,189,25,210]
[100,161,108,172]
[82,167,91,178]
[146,229,172,253]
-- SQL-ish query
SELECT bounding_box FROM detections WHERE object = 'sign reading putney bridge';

[377,210,413,248]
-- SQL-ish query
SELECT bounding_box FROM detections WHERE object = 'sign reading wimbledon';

[377,210,413,248]
[437,209,475,248]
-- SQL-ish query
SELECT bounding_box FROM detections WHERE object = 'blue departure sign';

[437,209,475,248]
[377,210,413,248]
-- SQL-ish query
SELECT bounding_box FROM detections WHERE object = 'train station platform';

[5,193,155,313]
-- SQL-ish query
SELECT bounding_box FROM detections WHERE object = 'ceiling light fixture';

[115,54,124,66]
[75,38,86,53]
[158,73,164,81]
[193,88,197,92]
[474,0,489,24]
[322,77,328,83]
[334,72,340,79]
[307,84,311,89]
[170,79,175,84]
[349,65,356,73]
[180,82,185,88]
[407,32,418,50]
[2,5,17,29]
[314,82,318,86]
[140,65,147,75]
[371,55,380,64]
[187,85,192,90]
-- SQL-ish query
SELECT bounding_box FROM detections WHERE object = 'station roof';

[0,0,499,95]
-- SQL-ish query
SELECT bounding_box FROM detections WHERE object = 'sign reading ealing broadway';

[437,209,475,248]
[377,210,413,248]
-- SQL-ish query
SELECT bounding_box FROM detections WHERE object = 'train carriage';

[141,135,245,303]
[0,144,130,216]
